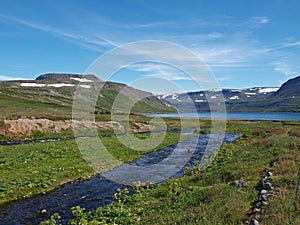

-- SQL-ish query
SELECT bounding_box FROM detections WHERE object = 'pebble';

[38,209,48,217]
[250,219,259,225]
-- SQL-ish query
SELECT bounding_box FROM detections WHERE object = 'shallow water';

[145,111,300,121]
[0,129,194,146]
[0,133,242,225]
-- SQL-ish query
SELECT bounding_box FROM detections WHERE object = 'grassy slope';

[0,81,174,119]
[64,120,300,225]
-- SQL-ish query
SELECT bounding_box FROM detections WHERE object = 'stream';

[0,132,242,225]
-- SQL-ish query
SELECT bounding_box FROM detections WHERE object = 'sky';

[0,0,300,92]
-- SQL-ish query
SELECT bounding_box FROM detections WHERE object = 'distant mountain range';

[158,76,300,112]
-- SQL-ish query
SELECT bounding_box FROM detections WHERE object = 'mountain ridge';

[158,76,300,112]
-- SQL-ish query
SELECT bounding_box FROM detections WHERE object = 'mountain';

[0,73,174,119]
[35,73,100,81]
[158,76,300,112]
[274,76,300,98]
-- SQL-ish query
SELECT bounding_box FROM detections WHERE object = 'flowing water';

[0,133,242,225]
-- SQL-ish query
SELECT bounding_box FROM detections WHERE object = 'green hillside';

[0,74,174,119]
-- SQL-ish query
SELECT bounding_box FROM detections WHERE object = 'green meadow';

[40,120,300,225]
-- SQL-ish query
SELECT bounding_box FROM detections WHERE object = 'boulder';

[231,180,248,189]
[257,180,273,191]
[258,189,267,201]
[263,182,273,190]
[266,171,272,177]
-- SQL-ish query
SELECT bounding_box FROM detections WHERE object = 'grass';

[0,81,174,120]
[0,132,192,205]
[60,120,300,225]
[0,94,72,119]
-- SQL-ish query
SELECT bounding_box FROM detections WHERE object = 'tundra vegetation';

[1,116,299,224]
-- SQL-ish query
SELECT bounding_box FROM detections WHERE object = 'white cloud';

[145,73,191,81]
[273,62,297,76]
[256,16,269,24]
[240,16,269,27]
[129,63,192,81]
[0,75,25,81]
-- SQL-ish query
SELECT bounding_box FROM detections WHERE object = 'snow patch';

[245,92,257,95]
[258,88,279,93]
[48,83,75,87]
[229,96,239,100]
[70,77,93,82]
[195,99,207,103]
[210,88,222,92]
[161,94,170,99]
[171,95,178,100]
[20,83,46,87]
[231,89,242,93]
[80,85,91,89]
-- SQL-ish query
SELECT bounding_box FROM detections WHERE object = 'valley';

[0,74,300,224]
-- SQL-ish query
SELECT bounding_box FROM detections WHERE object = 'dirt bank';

[0,119,153,138]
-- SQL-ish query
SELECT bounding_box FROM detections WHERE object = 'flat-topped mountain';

[35,73,101,81]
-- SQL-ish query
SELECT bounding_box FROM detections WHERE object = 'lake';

[145,112,300,121]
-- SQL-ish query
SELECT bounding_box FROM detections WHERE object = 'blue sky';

[0,0,300,92]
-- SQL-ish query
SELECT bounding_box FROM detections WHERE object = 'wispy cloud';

[0,14,118,51]
[129,63,192,81]
[255,16,269,24]
[272,40,300,49]
[0,75,25,81]
[122,21,172,29]
[273,61,298,76]
[217,75,233,81]
[2,10,298,86]
[192,43,273,68]
[145,73,191,81]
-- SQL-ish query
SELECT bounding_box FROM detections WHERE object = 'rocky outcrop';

[35,73,100,81]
